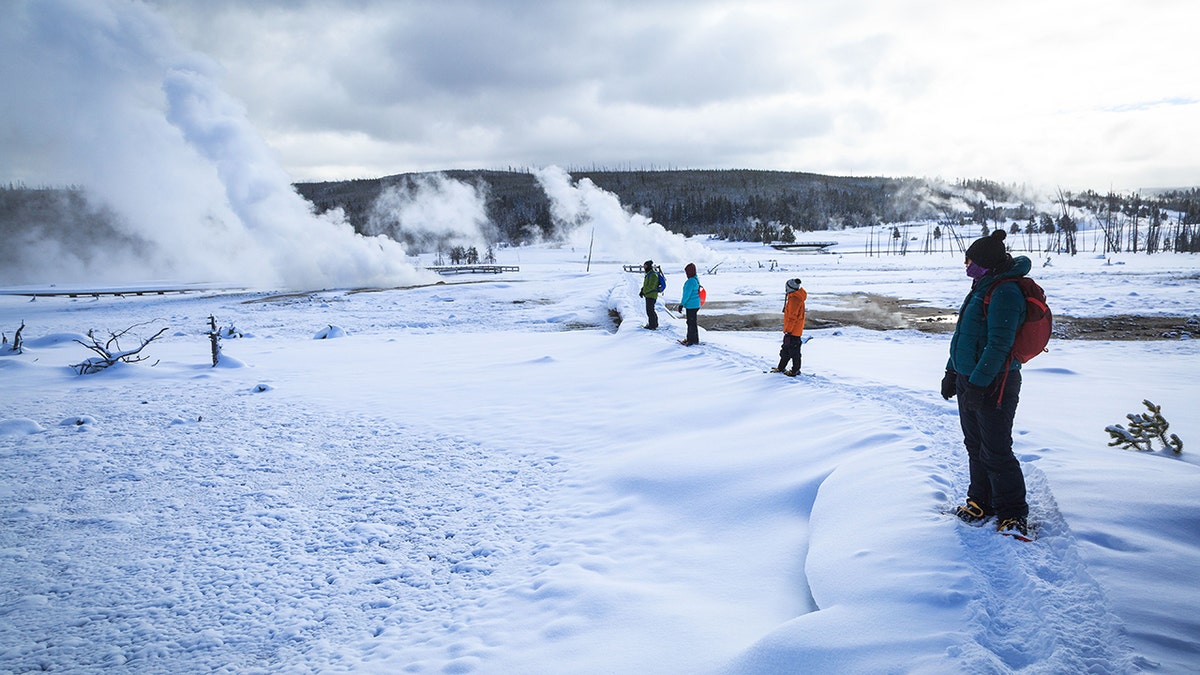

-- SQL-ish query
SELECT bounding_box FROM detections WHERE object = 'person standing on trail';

[771,278,806,376]
[678,262,701,345]
[941,229,1031,539]
[638,260,659,330]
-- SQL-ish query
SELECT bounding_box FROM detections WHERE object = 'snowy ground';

[2,239,1199,673]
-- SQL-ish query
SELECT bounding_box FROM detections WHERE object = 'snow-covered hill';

[2,241,1198,673]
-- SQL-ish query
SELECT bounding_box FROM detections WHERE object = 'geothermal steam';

[533,166,714,265]
[0,0,431,290]
[366,174,493,255]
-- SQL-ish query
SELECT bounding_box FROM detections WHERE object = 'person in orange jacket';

[771,278,806,376]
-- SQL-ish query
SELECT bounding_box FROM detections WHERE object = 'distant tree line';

[296,171,1200,254]
[1069,188,1200,254]
[5,175,1200,263]
[297,170,969,244]
[0,185,151,278]
[436,245,496,266]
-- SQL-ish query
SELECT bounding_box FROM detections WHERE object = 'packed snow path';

[665,306,1139,673]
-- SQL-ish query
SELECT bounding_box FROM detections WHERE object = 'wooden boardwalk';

[770,242,838,252]
[426,265,519,275]
[0,284,238,299]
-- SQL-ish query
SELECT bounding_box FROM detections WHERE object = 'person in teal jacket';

[677,262,701,345]
[941,230,1031,539]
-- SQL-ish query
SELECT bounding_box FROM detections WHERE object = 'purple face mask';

[966,261,989,279]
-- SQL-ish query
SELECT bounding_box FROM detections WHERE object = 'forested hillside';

[296,169,957,244]
[294,169,1200,253]
[5,172,1199,264]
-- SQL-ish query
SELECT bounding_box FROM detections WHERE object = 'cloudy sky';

[7,0,1200,192]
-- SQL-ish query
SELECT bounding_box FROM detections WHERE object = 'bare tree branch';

[72,323,170,375]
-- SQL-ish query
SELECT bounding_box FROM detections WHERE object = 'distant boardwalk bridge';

[426,265,519,275]
[0,283,239,299]
[769,241,838,253]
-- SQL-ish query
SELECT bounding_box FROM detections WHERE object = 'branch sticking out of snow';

[313,325,347,340]
[71,322,169,375]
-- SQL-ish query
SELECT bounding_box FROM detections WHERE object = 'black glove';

[639,290,644,298]
[961,384,997,410]
[940,370,956,400]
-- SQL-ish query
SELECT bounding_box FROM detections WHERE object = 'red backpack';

[983,277,1052,363]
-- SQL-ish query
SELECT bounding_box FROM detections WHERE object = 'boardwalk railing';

[770,242,838,252]
[0,284,239,298]
[426,265,520,275]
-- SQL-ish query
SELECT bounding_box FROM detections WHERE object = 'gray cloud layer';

[8,0,1200,191]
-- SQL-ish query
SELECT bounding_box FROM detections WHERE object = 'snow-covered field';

[2,238,1198,673]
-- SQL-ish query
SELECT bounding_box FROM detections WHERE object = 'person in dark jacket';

[638,260,659,329]
[941,230,1031,539]
[677,262,701,345]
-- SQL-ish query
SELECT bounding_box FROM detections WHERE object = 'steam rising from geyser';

[534,166,715,265]
[0,0,431,290]
[366,174,493,254]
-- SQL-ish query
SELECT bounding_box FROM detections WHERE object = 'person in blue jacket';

[677,262,701,345]
[941,230,1031,539]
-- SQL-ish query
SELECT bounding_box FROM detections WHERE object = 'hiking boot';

[954,499,992,525]
[784,369,799,377]
[996,516,1030,539]
[770,367,785,373]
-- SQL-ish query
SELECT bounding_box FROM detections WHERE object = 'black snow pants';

[645,296,659,329]
[776,333,803,372]
[956,370,1028,520]
[684,308,699,345]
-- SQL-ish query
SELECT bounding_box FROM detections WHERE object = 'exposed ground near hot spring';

[697,293,1199,341]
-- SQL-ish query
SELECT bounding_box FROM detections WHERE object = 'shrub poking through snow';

[1106,399,1183,454]
[71,322,169,375]
[313,325,347,340]
[207,315,221,367]
[206,315,244,366]
[3,321,25,353]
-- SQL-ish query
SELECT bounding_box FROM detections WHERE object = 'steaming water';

[2,1,725,291]
[534,166,716,266]
[1,0,429,290]
[366,174,493,253]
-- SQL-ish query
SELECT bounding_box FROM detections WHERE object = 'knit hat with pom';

[965,230,1011,270]
[786,278,802,293]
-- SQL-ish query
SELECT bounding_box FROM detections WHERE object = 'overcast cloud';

[9,0,1200,191]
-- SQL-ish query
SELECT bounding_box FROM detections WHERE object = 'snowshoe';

[997,516,1034,542]
[953,499,992,526]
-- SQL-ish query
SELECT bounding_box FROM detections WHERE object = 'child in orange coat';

[772,278,807,376]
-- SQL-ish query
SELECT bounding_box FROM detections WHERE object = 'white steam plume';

[366,174,493,254]
[533,166,714,266]
[0,0,432,290]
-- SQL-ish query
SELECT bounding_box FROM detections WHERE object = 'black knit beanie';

[965,230,1011,270]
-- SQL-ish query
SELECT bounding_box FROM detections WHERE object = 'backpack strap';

[981,278,1013,315]
[981,278,1017,406]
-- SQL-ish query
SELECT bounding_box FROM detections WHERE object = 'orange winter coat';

[783,288,807,336]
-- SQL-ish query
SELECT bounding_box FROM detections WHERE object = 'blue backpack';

[656,267,666,293]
